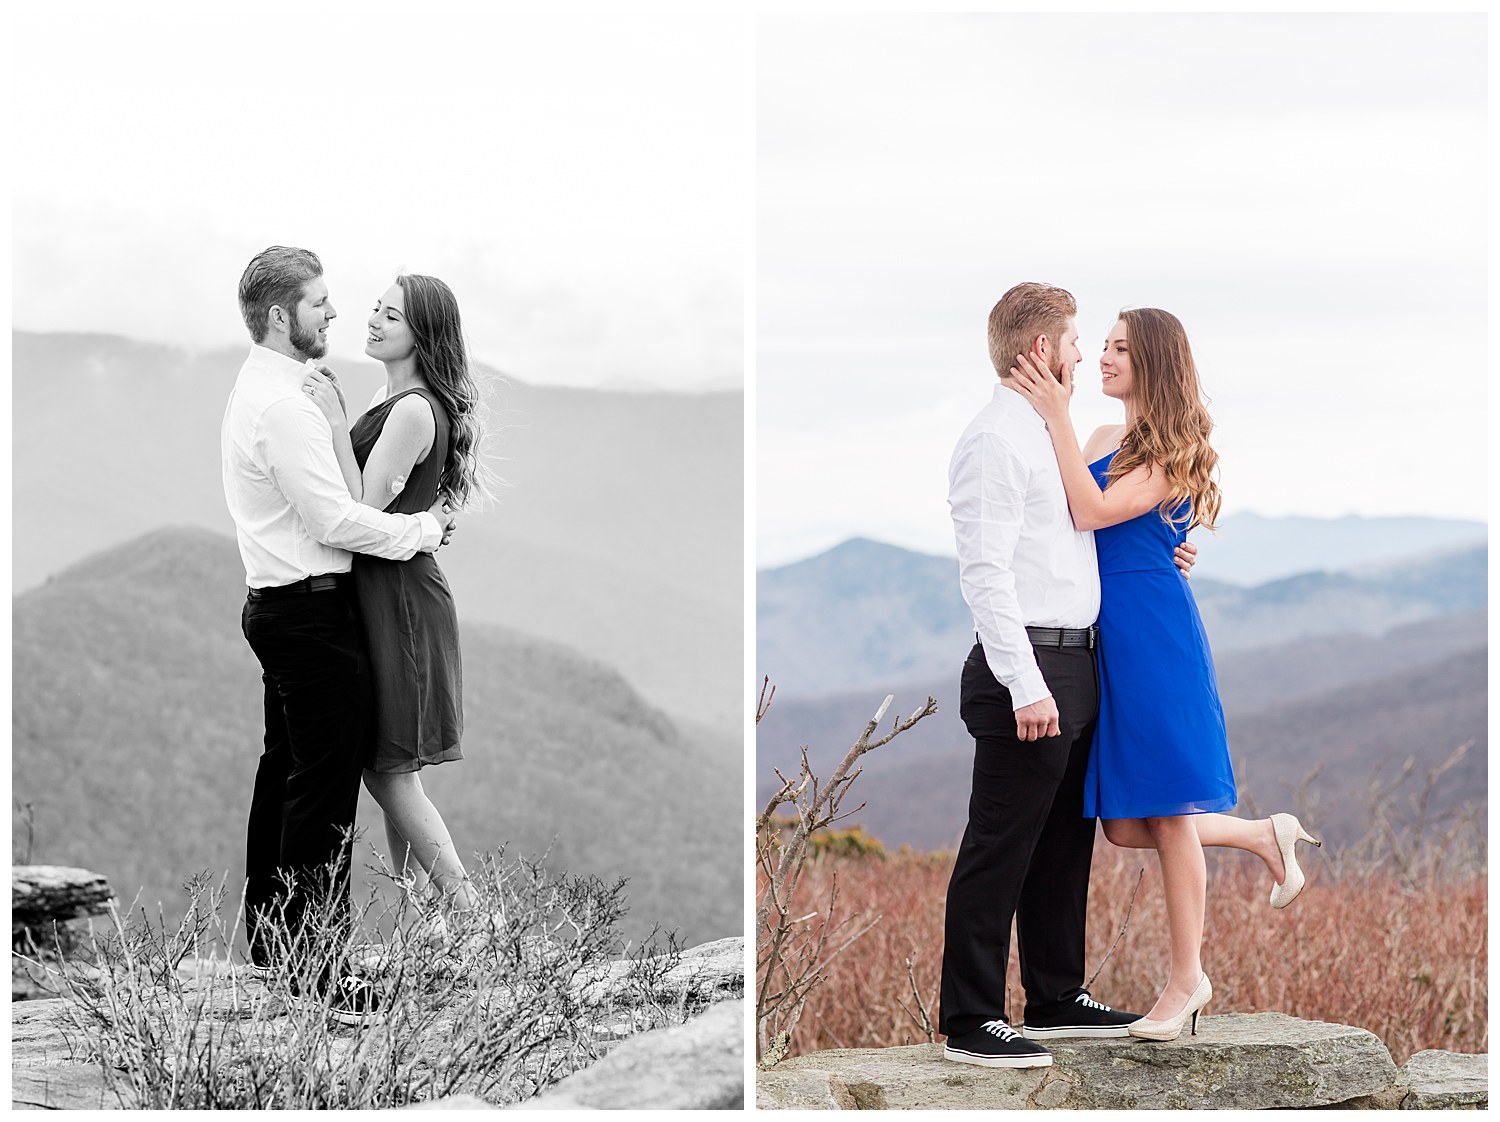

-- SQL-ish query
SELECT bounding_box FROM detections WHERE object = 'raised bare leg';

[363,769,478,912]
[1102,814,1285,882]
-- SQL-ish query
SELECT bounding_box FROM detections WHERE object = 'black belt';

[247,574,346,600]
[1025,625,1099,649]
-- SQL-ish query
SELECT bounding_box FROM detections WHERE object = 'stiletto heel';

[1269,812,1322,909]
[1128,974,1212,1042]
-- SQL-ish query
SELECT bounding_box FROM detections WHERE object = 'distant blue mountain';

[757,533,1487,700]
[1190,512,1487,585]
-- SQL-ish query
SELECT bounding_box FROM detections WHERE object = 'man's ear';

[1032,333,1051,362]
[267,304,289,335]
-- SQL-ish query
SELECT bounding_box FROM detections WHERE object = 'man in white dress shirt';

[938,283,1192,1068]
[223,246,451,1020]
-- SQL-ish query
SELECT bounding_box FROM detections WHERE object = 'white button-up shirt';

[221,343,442,588]
[948,381,1100,709]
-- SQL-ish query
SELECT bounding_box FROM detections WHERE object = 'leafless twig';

[1085,866,1145,990]
[755,684,938,1063]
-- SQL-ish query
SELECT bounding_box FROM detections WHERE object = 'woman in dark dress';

[304,273,488,917]
[1009,309,1320,1041]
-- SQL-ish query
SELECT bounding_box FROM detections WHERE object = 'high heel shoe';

[1128,974,1212,1042]
[1269,812,1322,909]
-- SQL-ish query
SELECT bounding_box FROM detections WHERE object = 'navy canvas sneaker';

[943,1019,1053,1068]
[1022,991,1140,1039]
[289,973,385,1027]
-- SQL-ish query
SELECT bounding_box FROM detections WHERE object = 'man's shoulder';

[953,402,1029,456]
[231,375,323,440]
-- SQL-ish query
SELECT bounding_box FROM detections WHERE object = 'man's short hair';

[987,282,1077,377]
[238,246,323,343]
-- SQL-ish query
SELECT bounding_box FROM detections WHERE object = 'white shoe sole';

[1021,1024,1132,1039]
[287,993,384,1027]
[943,1045,1053,1068]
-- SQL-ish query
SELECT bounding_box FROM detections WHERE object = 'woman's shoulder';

[385,391,440,438]
[1082,423,1127,461]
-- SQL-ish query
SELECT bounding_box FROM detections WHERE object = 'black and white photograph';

[12,5,745,1109]
[9,4,1493,1116]
[753,11,1487,1110]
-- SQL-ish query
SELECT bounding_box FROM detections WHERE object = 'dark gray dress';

[349,386,464,773]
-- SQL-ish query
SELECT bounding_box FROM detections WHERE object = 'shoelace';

[979,1019,1021,1042]
[1075,993,1112,1012]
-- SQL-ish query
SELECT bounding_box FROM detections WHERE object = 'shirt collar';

[993,379,1045,427]
[245,342,314,383]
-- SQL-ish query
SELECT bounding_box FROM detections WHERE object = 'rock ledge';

[757,1014,1485,1111]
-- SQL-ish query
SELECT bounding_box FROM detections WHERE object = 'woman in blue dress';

[1009,308,1320,1042]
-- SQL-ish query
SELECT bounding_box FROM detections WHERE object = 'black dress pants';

[938,641,1099,1036]
[240,586,369,967]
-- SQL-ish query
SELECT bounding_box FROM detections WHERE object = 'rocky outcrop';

[11,935,744,1111]
[756,1015,1485,1111]
[1398,1050,1489,1110]
[511,999,743,1110]
[12,865,113,941]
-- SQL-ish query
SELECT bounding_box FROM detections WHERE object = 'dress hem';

[1084,795,1238,820]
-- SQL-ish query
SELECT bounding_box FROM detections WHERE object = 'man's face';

[1039,318,1081,382]
[286,276,336,360]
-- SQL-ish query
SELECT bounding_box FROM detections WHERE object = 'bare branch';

[755,684,939,1062]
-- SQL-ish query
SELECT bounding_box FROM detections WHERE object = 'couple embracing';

[939,283,1320,1068]
[222,246,490,1022]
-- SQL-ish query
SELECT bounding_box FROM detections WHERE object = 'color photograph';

[754,11,1486,1111]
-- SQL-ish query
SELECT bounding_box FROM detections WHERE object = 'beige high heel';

[1128,974,1212,1042]
[1269,812,1322,909]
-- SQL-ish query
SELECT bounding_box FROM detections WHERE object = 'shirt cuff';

[1004,668,1052,711]
[415,510,444,552]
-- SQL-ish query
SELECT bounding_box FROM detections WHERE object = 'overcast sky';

[757,12,1487,566]
[11,5,744,391]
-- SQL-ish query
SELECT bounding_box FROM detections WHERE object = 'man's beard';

[289,311,328,359]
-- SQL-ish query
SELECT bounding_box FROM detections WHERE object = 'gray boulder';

[12,865,113,940]
[760,1013,1401,1110]
[1399,1050,1488,1110]
[512,998,743,1110]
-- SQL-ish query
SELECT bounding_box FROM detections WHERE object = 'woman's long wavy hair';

[396,273,494,509]
[1105,307,1222,533]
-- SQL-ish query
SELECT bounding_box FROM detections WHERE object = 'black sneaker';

[943,1019,1053,1068]
[1022,991,1139,1039]
[290,973,384,1027]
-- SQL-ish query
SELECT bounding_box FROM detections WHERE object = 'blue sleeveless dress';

[1082,451,1236,819]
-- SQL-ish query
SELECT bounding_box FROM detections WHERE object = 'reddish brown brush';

[770,839,1486,1064]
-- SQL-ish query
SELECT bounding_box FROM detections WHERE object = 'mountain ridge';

[13,527,739,945]
[757,537,1487,699]
[12,329,743,728]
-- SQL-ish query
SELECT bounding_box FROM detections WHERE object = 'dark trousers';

[240,587,369,966]
[938,641,1099,1036]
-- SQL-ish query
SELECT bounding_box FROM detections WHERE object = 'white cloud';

[756,12,1486,559]
[11,6,745,390]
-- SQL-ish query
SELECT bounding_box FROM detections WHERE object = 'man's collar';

[993,379,1045,425]
[247,341,313,379]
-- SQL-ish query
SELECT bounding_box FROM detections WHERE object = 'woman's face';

[1100,319,1135,402]
[365,283,416,363]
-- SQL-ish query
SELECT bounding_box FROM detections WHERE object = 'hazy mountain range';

[13,529,739,945]
[758,536,1487,698]
[12,330,743,730]
[756,532,1487,853]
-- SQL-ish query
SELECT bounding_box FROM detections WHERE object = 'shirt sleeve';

[256,397,443,559]
[949,430,1050,710]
